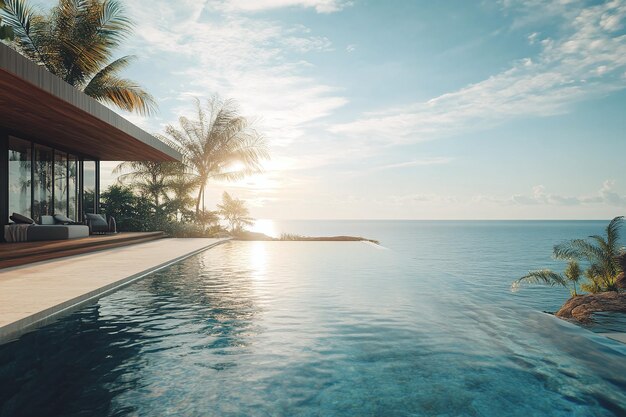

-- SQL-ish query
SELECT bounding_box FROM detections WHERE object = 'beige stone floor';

[0,238,229,340]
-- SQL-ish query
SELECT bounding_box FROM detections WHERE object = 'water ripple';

[0,237,625,416]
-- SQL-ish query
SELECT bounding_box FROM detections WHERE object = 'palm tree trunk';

[195,186,203,214]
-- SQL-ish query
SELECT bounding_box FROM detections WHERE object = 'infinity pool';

[1,238,626,416]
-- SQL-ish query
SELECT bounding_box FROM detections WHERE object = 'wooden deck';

[0,232,165,269]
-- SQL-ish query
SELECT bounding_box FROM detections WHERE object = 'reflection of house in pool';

[0,43,180,242]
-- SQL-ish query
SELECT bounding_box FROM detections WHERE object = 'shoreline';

[230,231,380,245]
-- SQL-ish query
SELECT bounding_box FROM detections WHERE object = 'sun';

[250,219,278,238]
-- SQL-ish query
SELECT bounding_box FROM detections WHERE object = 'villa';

[0,43,229,342]
[0,43,179,241]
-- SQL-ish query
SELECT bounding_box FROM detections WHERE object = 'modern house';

[0,43,180,242]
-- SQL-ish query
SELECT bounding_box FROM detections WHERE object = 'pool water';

[1,221,626,416]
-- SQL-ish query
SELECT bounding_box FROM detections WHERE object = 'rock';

[616,272,626,290]
[555,291,626,323]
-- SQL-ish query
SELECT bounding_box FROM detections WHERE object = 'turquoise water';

[1,221,626,416]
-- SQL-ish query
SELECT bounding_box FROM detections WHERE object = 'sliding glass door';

[33,145,53,221]
[68,156,78,221]
[5,136,99,223]
[7,137,32,222]
[83,159,96,215]
[54,152,68,217]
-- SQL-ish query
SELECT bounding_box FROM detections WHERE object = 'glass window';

[83,159,96,215]
[33,144,54,221]
[68,155,78,221]
[8,137,32,221]
[54,152,68,217]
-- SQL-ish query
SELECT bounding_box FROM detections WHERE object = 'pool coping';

[0,238,230,344]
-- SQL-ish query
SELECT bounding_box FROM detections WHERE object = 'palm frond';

[606,216,624,254]
[553,239,604,262]
[97,0,131,43]
[516,269,567,287]
[2,0,52,70]
[83,68,156,115]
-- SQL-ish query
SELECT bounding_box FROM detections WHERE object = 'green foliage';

[162,222,209,238]
[113,161,184,213]
[100,183,228,237]
[101,184,153,231]
[515,260,582,296]
[553,216,623,291]
[1,0,155,114]
[513,217,625,296]
[217,191,254,233]
[280,233,304,241]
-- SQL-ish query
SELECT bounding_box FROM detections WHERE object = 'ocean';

[1,220,625,416]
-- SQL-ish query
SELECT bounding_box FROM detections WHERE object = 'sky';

[35,0,626,219]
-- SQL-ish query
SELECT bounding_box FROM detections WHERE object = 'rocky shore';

[555,291,626,323]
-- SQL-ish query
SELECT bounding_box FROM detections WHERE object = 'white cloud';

[509,181,626,206]
[210,0,352,14]
[330,0,626,145]
[389,193,458,205]
[120,1,347,148]
[373,157,454,171]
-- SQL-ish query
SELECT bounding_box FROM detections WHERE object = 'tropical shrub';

[217,191,254,233]
[514,216,625,295]
[101,184,154,232]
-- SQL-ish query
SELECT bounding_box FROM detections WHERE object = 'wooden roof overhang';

[0,44,180,161]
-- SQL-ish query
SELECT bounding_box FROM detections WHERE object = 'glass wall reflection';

[68,156,78,221]
[33,145,54,221]
[5,137,98,224]
[54,152,68,216]
[8,137,32,220]
[83,160,96,215]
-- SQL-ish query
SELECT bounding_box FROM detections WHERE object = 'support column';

[0,131,9,241]
[95,159,100,214]
[78,160,84,222]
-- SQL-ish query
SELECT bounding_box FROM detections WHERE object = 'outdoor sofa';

[4,213,89,243]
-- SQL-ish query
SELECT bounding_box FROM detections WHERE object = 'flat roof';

[0,44,180,161]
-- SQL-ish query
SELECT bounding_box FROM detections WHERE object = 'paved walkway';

[0,238,229,342]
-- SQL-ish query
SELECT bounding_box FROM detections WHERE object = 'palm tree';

[513,217,625,295]
[1,0,155,114]
[0,1,14,39]
[217,191,253,233]
[159,96,269,214]
[515,260,582,296]
[113,161,181,213]
[553,216,624,291]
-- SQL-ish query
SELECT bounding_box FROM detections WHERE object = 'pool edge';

[0,238,230,344]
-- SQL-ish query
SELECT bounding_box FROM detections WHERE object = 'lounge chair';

[84,213,117,235]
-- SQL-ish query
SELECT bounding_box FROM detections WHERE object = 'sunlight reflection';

[249,241,268,280]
